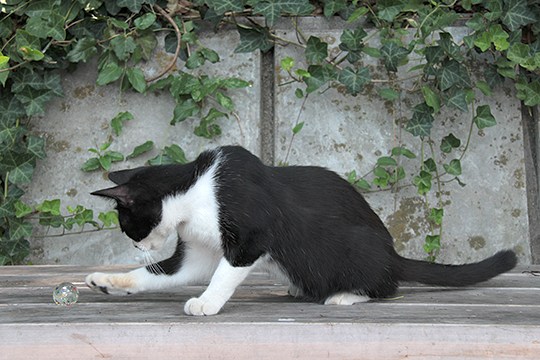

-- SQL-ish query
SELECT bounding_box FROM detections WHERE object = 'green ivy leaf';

[14,201,33,218]
[127,141,154,159]
[109,18,130,30]
[502,0,537,31]
[252,0,314,27]
[515,79,540,106]
[98,155,112,171]
[446,89,469,112]
[96,62,123,86]
[171,98,200,124]
[423,158,437,173]
[323,0,347,17]
[126,68,146,93]
[8,219,33,241]
[475,81,492,96]
[444,159,462,176]
[201,48,220,63]
[164,144,188,164]
[206,0,244,15]
[117,0,146,13]
[98,211,119,227]
[221,78,251,89]
[135,31,158,61]
[134,13,156,30]
[186,51,205,69]
[439,60,471,91]
[170,73,200,97]
[429,208,444,226]
[46,12,66,41]
[490,24,509,51]
[378,88,400,101]
[305,36,328,65]
[9,162,34,185]
[234,26,273,53]
[305,64,336,93]
[406,103,434,137]
[110,35,137,61]
[377,156,397,166]
[111,111,134,136]
[362,47,381,58]
[378,2,404,22]
[19,46,44,61]
[413,170,432,195]
[216,92,234,111]
[391,146,416,159]
[423,234,441,253]
[380,41,409,72]
[26,136,46,159]
[337,66,370,96]
[15,88,53,116]
[194,108,226,138]
[474,105,497,129]
[292,121,304,134]
[81,157,100,172]
[281,57,294,71]
[507,43,530,65]
[440,133,461,153]
[421,85,440,113]
[36,199,61,216]
[339,28,367,52]
[347,6,368,23]
[0,54,9,86]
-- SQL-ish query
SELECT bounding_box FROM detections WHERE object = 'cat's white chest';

[164,162,222,251]
[176,211,221,250]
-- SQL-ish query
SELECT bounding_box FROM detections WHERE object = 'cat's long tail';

[394,250,517,286]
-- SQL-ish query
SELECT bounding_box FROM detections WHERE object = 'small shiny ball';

[53,282,79,306]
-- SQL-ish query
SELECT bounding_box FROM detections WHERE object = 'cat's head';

[91,167,164,249]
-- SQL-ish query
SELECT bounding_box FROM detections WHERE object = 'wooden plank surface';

[1,265,540,359]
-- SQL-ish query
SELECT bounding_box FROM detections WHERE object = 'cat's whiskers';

[142,249,165,275]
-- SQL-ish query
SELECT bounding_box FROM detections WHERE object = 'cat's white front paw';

[184,296,222,316]
[85,272,137,296]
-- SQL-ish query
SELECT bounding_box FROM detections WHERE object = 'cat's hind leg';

[287,283,304,298]
[324,292,371,305]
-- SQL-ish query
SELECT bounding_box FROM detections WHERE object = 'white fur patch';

[138,154,222,252]
[184,257,257,316]
[324,292,370,305]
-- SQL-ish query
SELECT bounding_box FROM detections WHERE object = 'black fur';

[93,145,517,302]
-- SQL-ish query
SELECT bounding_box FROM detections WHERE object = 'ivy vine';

[0,0,538,264]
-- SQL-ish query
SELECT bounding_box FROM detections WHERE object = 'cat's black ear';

[108,167,144,185]
[91,185,133,207]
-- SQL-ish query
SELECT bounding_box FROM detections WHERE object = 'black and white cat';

[87,145,517,315]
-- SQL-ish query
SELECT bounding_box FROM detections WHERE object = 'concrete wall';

[24,19,539,266]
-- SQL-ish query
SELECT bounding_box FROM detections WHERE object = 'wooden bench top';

[1,265,539,359]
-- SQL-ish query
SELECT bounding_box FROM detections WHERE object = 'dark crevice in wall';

[260,49,275,166]
[522,103,540,263]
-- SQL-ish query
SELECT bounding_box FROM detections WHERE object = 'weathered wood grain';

[1,265,539,359]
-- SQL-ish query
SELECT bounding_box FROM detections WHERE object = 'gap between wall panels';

[259,49,275,166]
[522,104,540,264]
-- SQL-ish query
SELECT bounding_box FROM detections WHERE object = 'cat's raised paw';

[85,272,137,296]
[184,296,222,316]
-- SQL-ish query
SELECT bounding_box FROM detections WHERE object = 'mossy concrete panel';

[273,18,531,264]
[24,31,261,265]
